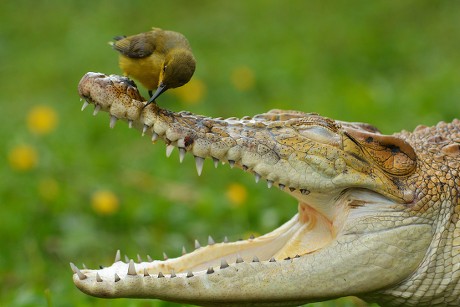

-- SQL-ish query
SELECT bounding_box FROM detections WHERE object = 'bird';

[110,27,196,106]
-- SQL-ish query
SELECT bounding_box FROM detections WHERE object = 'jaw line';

[80,190,344,281]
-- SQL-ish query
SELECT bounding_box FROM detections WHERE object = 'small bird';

[110,28,196,106]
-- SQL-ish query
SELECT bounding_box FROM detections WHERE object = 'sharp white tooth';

[228,160,235,168]
[254,173,261,183]
[166,145,174,157]
[236,254,244,263]
[223,236,229,243]
[157,272,164,278]
[81,100,89,111]
[213,158,219,168]
[195,156,204,176]
[186,271,194,278]
[182,246,187,255]
[96,273,103,282]
[143,268,149,277]
[220,259,229,269]
[194,240,201,249]
[114,250,121,263]
[82,263,87,269]
[137,254,143,263]
[128,120,133,128]
[279,184,285,190]
[142,125,148,136]
[127,259,137,276]
[70,263,87,280]
[252,256,260,262]
[170,270,176,278]
[163,252,168,260]
[93,105,101,116]
[151,132,159,142]
[179,148,186,163]
[147,255,153,262]
[267,180,273,189]
[109,116,117,129]
[114,273,120,282]
[208,236,215,245]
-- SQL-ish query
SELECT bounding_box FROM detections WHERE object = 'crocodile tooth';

[195,156,204,176]
[170,270,176,278]
[182,246,187,255]
[114,273,120,282]
[236,254,244,263]
[242,165,248,171]
[194,239,201,249]
[142,125,148,136]
[151,132,159,142]
[124,255,129,263]
[147,255,153,262]
[179,148,186,163]
[269,257,276,262]
[279,184,285,190]
[252,256,260,262]
[137,254,142,263]
[158,272,164,278]
[228,160,235,168]
[99,265,104,269]
[82,263,87,269]
[289,187,296,192]
[81,100,89,111]
[300,189,310,195]
[220,259,229,269]
[109,116,117,128]
[208,235,215,245]
[213,157,219,168]
[127,259,137,276]
[223,236,229,243]
[96,273,103,282]
[207,267,215,274]
[249,234,255,239]
[70,263,87,280]
[114,250,121,262]
[166,145,174,157]
[186,271,194,278]
[93,104,101,116]
[163,252,169,260]
[144,268,149,277]
[254,173,261,183]
[267,180,273,189]
[294,254,300,258]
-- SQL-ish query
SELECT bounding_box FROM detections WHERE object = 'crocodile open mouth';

[71,72,346,285]
[72,73,428,305]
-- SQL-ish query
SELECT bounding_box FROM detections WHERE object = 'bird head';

[149,49,196,101]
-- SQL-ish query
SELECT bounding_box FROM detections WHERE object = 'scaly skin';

[71,72,460,306]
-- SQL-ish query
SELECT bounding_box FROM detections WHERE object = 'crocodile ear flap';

[344,127,416,176]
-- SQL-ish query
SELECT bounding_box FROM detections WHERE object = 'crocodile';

[71,72,460,306]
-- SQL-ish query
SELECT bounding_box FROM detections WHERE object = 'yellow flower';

[171,78,206,104]
[91,190,120,215]
[231,66,255,91]
[8,144,38,171]
[27,105,58,135]
[38,177,59,201]
[226,183,248,207]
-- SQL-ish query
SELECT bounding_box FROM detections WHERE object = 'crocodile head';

[71,72,441,306]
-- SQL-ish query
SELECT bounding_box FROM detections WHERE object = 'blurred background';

[1,1,459,306]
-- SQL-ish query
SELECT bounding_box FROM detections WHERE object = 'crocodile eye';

[344,127,416,176]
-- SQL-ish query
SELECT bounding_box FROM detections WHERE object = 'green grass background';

[1,1,459,306]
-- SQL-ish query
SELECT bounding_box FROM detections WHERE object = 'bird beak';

[145,83,168,107]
